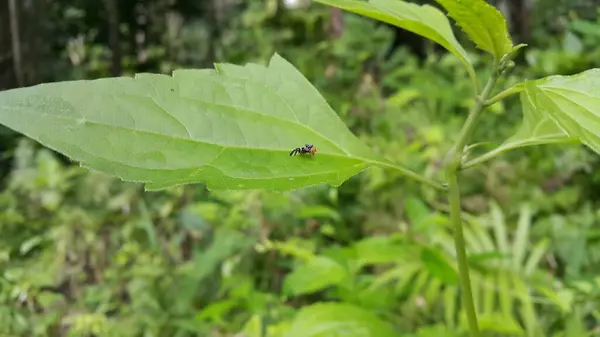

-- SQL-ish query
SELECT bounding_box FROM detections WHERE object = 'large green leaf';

[283,256,348,296]
[313,0,476,88]
[0,53,434,191]
[435,0,513,59]
[463,89,575,168]
[525,68,600,155]
[285,302,396,337]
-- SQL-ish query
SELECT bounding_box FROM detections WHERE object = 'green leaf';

[497,272,512,318]
[354,236,408,267]
[477,312,524,335]
[242,315,263,337]
[283,256,348,296]
[19,236,43,255]
[489,201,508,260]
[512,204,531,271]
[570,19,600,38]
[524,68,600,156]
[564,309,588,337]
[284,302,396,337]
[416,325,462,337]
[463,89,575,168]
[505,90,572,148]
[420,247,458,285]
[0,53,439,191]
[296,205,341,222]
[467,251,508,270]
[195,299,238,323]
[313,0,476,88]
[523,239,549,276]
[443,287,458,328]
[512,275,541,336]
[434,0,513,59]
[404,196,431,224]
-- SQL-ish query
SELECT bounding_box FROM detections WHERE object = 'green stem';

[461,138,578,170]
[484,83,525,107]
[461,145,513,170]
[372,160,446,191]
[448,72,499,164]
[444,66,501,337]
[446,168,479,335]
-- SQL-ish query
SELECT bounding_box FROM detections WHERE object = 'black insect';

[289,144,317,156]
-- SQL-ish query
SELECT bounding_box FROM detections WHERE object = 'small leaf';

[512,274,541,336]
[284,302,396,337]
[564,308,587,337]
[497,272,512,318]
[195,299,237,323]
[477,312,524,335]
[570,19,600,38]
[489,202,508,260]
[538,288,573,315]
[420,247,458,284]
[435,0,513,59]
[523,239,549,276]
[481,273,495,314]
[467,251,508,269]
[283,256,348,296]
[467,219,496,252]
[443,287,458,328]
[387,89,421,108]
[242,315,263,337]
[354,236,409,267]
[20,236,43,255]
[512,204,531,271]
[0,53,433,191]
[313,0,476,88]
[296,205,341,222]
[525,68,600,156]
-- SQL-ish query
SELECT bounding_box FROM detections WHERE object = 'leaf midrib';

[11,109,383,167]
[80,142,366,182]
[38,115,347,155]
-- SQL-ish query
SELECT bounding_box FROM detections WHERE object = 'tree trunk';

[8,0,23,86]
[329,8,345,39]
[0,0,15,90]
[105,0,122,76]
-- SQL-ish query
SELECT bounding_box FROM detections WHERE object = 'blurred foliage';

[2,0,600,336]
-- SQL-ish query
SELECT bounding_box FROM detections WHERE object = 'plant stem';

[461,137,578,170]
[484,83,525,107]
[446,168,479,335]
[444,67,500,337]
[373,160,447,191]
[448,72,499,165]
